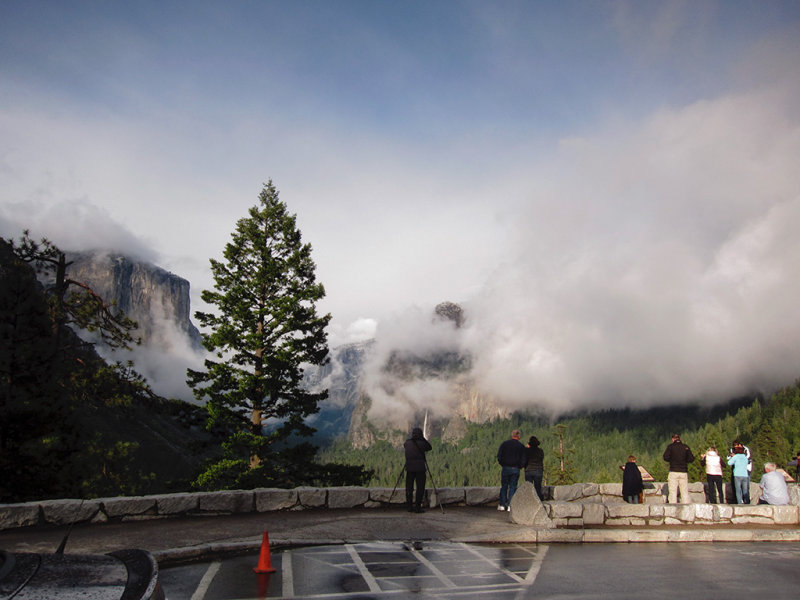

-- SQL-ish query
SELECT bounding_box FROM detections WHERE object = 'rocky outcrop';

[509,481,554,527]
[303,341,374,441]
[347,393,407,449]
[434,301,465,328]
[305,341,372,405]
[345,301,512,447]
[347,379,508,448]
[65,251,201,350]
[451,382,509,424]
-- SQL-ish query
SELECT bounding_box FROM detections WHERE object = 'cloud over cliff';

[359,78,800,421]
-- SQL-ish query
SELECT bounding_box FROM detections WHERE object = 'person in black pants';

[497,429,527,511]
[404,427,432,513]
[524,436,545,500]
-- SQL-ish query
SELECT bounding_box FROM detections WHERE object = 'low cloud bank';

[0,198,158,264]
[357,83,800,423]
[89,291,205,402]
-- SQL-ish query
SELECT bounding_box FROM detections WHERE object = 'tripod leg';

[388,464,405,505]
[424,460,445,514]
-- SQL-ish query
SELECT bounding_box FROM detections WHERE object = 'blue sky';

[2,1,800,410]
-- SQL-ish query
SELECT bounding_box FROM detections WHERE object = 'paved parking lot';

[160,541,549,599]
[160,541,800,599]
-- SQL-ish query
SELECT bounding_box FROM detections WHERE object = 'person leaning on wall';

[622,455,644,504]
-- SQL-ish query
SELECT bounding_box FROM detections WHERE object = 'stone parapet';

[326,486,370,509]
[2,483,798,532]
[540,500,799,527]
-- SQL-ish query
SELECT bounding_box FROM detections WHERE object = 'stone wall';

[2,483,798,532]
[547,500,799,527]
[546,481,742,504]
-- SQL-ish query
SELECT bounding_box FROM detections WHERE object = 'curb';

[152,528,800,566]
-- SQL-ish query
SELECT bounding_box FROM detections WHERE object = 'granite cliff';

[65,251,202,351]
[303,341,374,443]
[309,302,509,448]
[60,252,501,442]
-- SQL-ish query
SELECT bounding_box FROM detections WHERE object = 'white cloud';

[359,78,800,419]
[0,197,157,261]
[3,2,799,418]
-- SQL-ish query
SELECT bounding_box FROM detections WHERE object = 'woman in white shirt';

[700,446,724,503]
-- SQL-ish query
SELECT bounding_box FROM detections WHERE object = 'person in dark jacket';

[622,455,644,504]
[404,427,432,513]
[793,450,800,482]
[663,433,694,503]
[524,436,545,500]
[497,430,527,511]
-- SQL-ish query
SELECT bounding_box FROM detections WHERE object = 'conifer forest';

[319,383,800,489]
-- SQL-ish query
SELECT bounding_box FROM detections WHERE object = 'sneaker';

[497,505,506,511]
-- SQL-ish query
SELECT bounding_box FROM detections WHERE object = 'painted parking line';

[461,542,548,585]
[189,560,221,600]
[283,542,548,598]
[160,541,550,599]
[345,544,382,593]
[409,547,458,589]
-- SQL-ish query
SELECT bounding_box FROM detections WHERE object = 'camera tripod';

[389,460,445,514]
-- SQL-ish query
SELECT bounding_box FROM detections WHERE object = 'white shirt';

[743,445,752,473]
[760,470,790,505]
[704,450,723,476]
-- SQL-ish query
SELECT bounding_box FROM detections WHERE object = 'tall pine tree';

[188,181,335,489]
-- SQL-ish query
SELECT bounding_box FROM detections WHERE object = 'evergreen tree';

[551,423,576,485]
[188,181,355,489]
[752,419,788,468]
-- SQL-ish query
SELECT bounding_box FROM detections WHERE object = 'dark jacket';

[525,446,544,473]
[404,429,432,473]
[622,462,644,497]
[663,440,695,473]
[497,438,527,469]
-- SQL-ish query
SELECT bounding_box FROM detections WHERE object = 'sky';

[2,1,800,414]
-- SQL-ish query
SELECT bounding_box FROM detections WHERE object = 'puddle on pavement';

[263,540,548,598]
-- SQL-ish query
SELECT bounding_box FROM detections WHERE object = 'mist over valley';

[53,250,800,448]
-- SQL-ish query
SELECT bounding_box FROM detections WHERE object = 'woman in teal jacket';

[727,447,750,504]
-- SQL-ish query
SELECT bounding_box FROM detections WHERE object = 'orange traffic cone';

[253,531,277,574]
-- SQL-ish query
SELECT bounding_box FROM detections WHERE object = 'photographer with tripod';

[404,427,432,513]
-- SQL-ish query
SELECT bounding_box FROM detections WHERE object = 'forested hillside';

[0,236,227,501]
[319,384,800,487]
[1,231,369,501]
